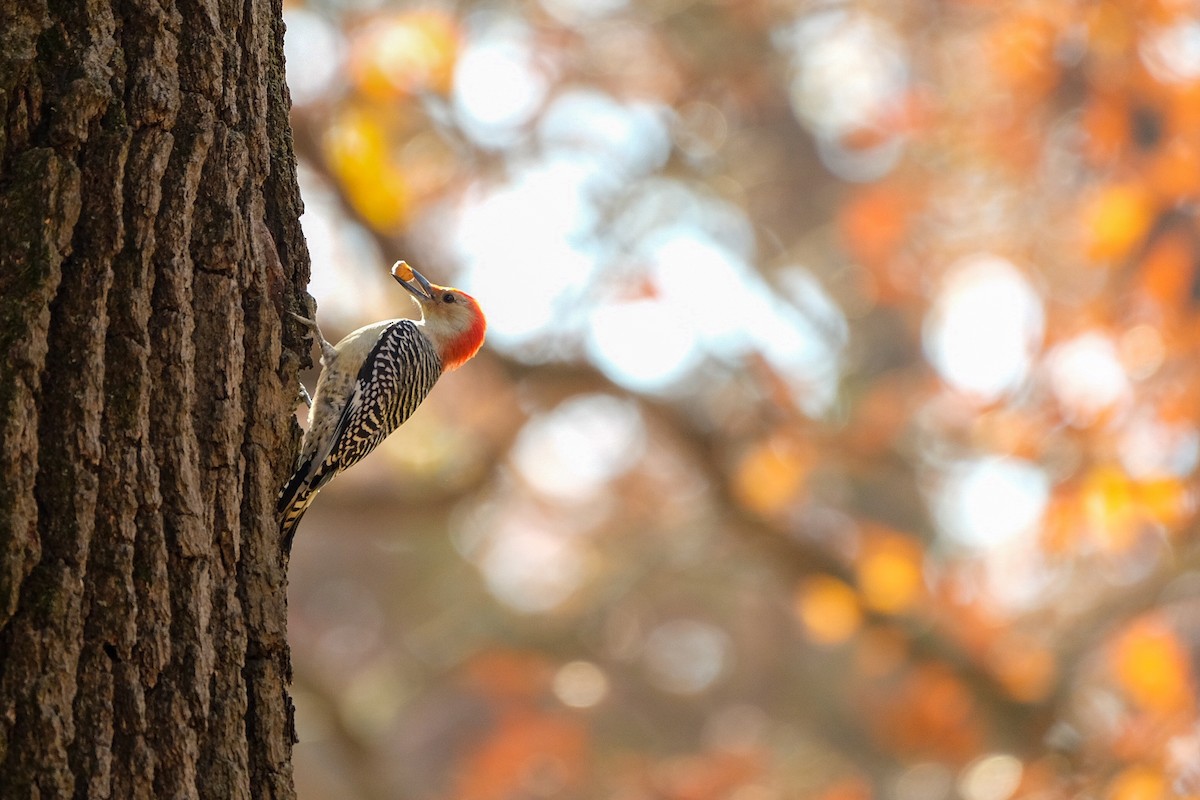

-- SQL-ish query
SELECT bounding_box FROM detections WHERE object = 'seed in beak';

[392,260,414,282]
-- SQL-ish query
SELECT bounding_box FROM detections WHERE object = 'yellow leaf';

[350,10,460,100]
[1137,477,1188,529]
[324,110,411,230]
[1082,466,1138,552]
[325,108,388,174]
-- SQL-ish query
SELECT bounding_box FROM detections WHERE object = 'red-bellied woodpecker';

[278,261,487,543]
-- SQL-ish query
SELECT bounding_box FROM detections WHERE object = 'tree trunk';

[0,0,309,796]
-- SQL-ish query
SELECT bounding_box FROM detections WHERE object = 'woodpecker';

[278,261,487,544]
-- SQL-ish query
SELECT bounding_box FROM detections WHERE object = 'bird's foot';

[290,311,338,365]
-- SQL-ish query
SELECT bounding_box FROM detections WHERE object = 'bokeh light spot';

[924,254,1043,402]
[858,535,923,614]
[553,661,609,708]
[788,10,907,140]
[452,157,600,352]
[453,22,548,147]
[283,9,344,106]
[479,516,585,613]
[1141,21,1200,82]
[587,298,702,394]
[895,762,953,800]
[349,10,458,99]
[957,754,1022,800]
[936,457,1049,550]
[540,0,628,28]
[1082,184,1154,261]
[644,620,730,695]
[1046,333,1130,426]
[539,90,670,176]
[1118,324,1165,380]
[1113,618,1194,714]
[795,576,862,646]
[511,394,646,502]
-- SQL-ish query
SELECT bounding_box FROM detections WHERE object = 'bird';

[278,261,486,545]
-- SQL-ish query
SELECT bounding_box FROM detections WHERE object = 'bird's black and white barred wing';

[278,320,441,539]
[315,319,442,486]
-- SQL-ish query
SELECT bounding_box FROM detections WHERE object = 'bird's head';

[392,261,487,370]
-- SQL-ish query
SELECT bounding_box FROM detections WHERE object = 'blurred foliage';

[281,0,1200,798]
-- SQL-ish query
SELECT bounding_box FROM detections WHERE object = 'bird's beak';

[391,261,435,301]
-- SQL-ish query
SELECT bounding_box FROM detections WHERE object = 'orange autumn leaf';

[1082,93,1131,162]
[732,436,811,516]
[1112,617,1195,714]
[987,13,1061,100]
[796,576,862,646]
[990,638,1057,703]
[838,184,913,275]
[1041,490,1082,554]
[1107,765,1167,800]
[1084,2,1138,59]
[857,532,924,615]
[1137,225,1197,309]
[908,665,978,759]
[1079,466,1191,550]
[1083,182,1156,262]
[872,662,981,761]
[453,710,588,800]
[1157,379,1200,424]
[653,752,764,800]
[1168,75,1200,126]
[1148,137,1200,199]
[818,777,873,800]
[463,649,553,701]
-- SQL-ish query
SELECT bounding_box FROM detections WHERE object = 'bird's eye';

[443,293,456,303]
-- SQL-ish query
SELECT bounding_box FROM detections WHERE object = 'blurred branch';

[499,357,1057,756]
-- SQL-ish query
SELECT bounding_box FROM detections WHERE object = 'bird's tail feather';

[277,459,311,514]
[281,489,318,551]
[278,457,317,549]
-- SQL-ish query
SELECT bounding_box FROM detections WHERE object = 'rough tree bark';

[0,0,310,796]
